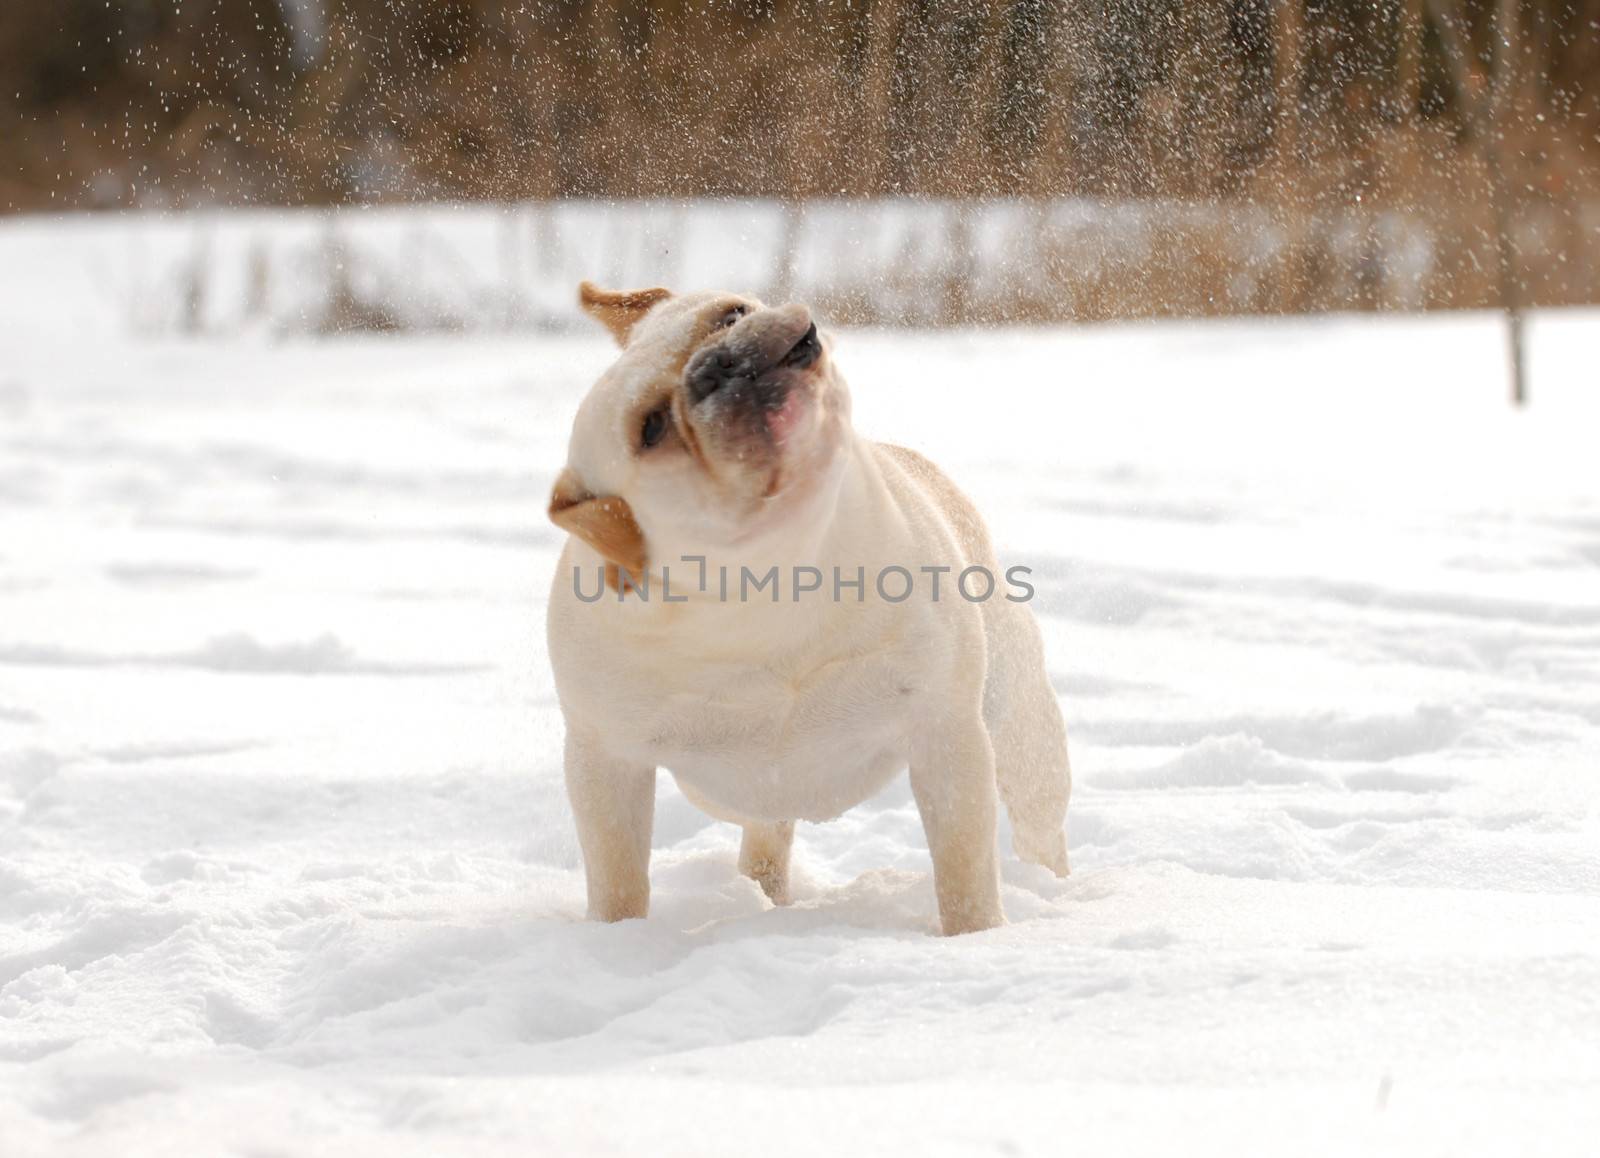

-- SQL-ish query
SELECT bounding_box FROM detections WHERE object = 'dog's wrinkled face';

[551,282,852,583]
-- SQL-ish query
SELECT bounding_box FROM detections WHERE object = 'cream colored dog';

[547,282,1071,935]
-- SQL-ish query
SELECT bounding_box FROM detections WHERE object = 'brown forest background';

[2,0,1598,318]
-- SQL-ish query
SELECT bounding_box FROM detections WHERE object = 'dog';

[546,282,1071,935]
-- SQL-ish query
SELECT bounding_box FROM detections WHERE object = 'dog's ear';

[549,467,647,592]
[579,281,672,346]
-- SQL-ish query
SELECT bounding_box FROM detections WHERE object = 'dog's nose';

[684,305,817,405]
[686,349,743,404]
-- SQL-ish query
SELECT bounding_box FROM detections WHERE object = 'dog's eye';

[715,305,747,329]
[640,406,670,449]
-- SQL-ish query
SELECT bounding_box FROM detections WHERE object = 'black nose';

[686,348,746,404]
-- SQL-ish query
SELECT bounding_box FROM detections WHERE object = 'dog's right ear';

[549,467,648,592]
[578,281,672,347]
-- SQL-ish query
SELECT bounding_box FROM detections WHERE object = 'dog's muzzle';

[685,315,820,406]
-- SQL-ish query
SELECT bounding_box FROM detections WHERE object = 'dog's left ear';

[579,281,672,346]
[549,467,647,592]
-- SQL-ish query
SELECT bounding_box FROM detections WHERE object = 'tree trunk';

[1273,0,1305,175]
[1487,0,1527,405]
[1273,0,1308,312]
[858,0,906,196]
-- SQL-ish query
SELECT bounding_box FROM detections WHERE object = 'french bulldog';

[547,282,1071,934]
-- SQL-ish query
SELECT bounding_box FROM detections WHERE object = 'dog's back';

[875,442,997,573]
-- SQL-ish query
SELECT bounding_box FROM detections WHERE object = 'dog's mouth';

[776,322,821,371]
[762,325,821,446]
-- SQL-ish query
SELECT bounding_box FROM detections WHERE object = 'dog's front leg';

[564,728,655,922]
[909,708,1004,935]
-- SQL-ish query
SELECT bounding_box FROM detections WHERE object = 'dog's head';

[551,282,852,585]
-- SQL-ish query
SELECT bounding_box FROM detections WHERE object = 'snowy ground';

[2,273,1600,1154]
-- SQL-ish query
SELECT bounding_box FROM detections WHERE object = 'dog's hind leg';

[739,820,795,905]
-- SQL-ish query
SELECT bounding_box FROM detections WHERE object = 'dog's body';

[548,284,1070,934]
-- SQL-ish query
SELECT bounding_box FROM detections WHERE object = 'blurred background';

[0,0,1596,327]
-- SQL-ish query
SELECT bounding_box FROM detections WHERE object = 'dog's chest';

[614,642,916,822]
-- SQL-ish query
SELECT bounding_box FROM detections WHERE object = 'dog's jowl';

[547,282,1072,935]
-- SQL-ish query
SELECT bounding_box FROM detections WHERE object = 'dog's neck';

[588,433,908,648]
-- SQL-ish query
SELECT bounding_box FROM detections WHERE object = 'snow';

[3,212,1600,1154]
